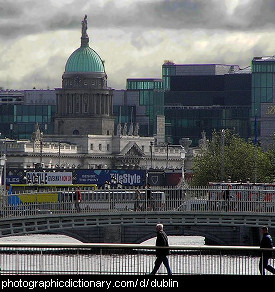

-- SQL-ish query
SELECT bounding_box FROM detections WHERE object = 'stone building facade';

[54,15,114,136]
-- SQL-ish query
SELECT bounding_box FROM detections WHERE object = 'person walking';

[259,226,275,275]
[222,185,230,211]
[74,187,82,213]
[150,223,172,275]
[134,188,141,211]
[145,183,154,210]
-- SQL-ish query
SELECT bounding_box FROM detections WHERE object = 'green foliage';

[192,130,273,186]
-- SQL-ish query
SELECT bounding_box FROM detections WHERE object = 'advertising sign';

[6,176,21,185]
[76,169,146,186]
[26,172,73,185]
[147,171,165,186]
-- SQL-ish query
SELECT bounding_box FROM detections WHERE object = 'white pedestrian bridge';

[1,186,275,245]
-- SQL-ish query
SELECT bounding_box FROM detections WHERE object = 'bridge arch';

[48,225,226,246]
[0,212,272,245]
[133,232,156,244]
[183,228,226,245]
[48,230,88,243]
[122,224,228,245]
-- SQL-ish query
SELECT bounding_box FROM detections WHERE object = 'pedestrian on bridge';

[74,188,82,213]
[259,226,275,275]
[150,223,172,275]
[145,183,154,211]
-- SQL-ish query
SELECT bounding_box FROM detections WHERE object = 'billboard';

[6,169,183,186]
[76,169,146,186]
[26,172,73,185]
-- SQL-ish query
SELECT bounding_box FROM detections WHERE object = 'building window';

[67,94,72,114]
[107,144,110,151]
[99,143,102,151]
[75,95,80,113]
[90,144,93,150]
[83,94,88,113]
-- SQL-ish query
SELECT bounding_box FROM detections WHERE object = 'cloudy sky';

[1,0,275,90]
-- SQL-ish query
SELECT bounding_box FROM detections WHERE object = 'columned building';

[0,16,187,186]
[55,15,114,136]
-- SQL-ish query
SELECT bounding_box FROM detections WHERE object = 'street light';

[221,129,225,182]
[150,141,153,169]
[180,149,186,185]
[0,154,6,196]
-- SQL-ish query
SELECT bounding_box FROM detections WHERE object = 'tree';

[191,130,272,186]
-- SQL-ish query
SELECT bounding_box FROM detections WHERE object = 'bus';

[8,183,98,206]
[7,183,167,213]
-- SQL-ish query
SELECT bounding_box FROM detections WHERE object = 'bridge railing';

[2,185,275,218]
[0,242,272,275]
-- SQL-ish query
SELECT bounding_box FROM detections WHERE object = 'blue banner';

[76,169,146,186]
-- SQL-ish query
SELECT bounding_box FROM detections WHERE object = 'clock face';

[74,76,82,85]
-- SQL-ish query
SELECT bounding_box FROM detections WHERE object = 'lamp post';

[150,141,153,169]
[0,154,6,195]
[180,149,186,185]
[221,129,225,182]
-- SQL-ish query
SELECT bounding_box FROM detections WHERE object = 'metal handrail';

[0,241,270,251]
[2,185,275,219]
[0,242,272,275]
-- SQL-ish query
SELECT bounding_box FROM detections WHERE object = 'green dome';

[65,46,105,73]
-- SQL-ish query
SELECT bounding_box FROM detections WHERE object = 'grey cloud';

[0,0,83,39]
[236,0,275,29]
[1,0,275,41]
[130,0,275,31]
[0,0,22,18]
[74,0,275,34]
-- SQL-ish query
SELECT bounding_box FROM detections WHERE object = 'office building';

[0,89,56,140]
[163,62,252,145]
[252,56,275,148]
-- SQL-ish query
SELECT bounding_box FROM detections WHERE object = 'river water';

[0,234,205,245]
[0,234,264,275]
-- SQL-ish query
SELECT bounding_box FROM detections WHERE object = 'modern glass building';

[125,79,164,137]
[0,90,56,140]
[163,63,252,146]
[251,57,275,148]
[0,104,56,139]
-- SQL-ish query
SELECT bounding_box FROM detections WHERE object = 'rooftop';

[253,56,275,62]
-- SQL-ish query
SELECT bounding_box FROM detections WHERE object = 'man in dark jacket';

[150,223,172,275]
[259,226,275,275]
